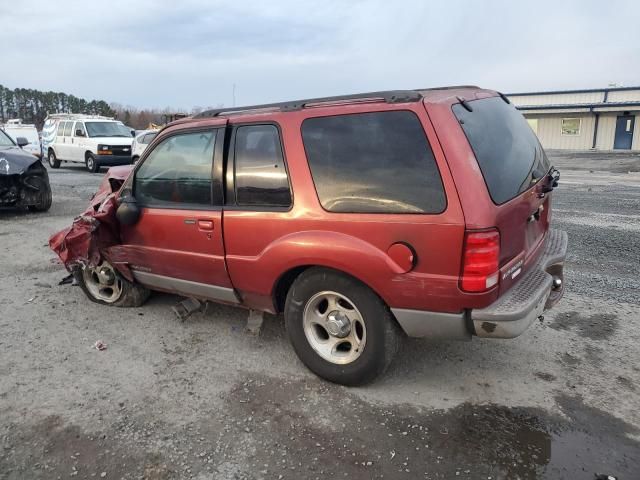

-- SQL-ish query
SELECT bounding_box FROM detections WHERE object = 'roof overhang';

[517,102,640,115]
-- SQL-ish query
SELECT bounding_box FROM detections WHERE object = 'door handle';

[197,219,214,230]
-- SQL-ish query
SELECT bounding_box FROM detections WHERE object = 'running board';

[132,271,240,304]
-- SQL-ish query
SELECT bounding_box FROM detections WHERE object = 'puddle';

[549,311,619,341]
[2,377,638,479]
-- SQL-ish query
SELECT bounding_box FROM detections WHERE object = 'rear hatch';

[452,96,553,293]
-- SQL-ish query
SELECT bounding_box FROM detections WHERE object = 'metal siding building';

[507,87,640,151]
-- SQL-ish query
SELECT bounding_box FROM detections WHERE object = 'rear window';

[453,97,550,205]
[301,111,446,214]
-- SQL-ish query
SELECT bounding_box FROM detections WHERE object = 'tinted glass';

[234,125,291,207]
[74,122,86,137]
[135,131,215,207]
[301,111,446,213]
[453,97,550,205]
[58,122,67,136]
[63,122,73,136]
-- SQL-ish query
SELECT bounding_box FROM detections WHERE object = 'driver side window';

[134,130,216,208]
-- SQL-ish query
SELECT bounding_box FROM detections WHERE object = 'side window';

[135,130,216,207]
[63,122,73,137]
[234,124,291,207]
[301,111,446,213]
[143,132,157,144]
[58,122,67,137]
[74,122,86,137]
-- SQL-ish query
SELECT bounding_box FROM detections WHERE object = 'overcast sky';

[1,0,639,110]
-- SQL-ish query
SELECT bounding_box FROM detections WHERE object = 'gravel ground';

[1,154,639,480]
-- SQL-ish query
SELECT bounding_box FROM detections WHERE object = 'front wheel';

[285,268,401,386]
[75,261,150,307]
[27,173,52,212]
[85,153,99,173]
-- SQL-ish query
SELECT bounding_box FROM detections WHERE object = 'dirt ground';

[1,152,639,479]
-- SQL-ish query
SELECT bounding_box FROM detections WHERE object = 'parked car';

[52,87,567,385]
[1,119,42,159]
[131,130,158,162]
[43,114,134,173]
[0,128,52,211]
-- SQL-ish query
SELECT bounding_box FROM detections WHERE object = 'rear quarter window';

[453,97,550,205]
[301,110,446,214]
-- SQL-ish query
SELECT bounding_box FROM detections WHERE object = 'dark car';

[0,129,52,211]
[51,86,567,385]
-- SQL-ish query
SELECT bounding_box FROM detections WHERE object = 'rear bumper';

[391,229,568,340]
[95,154,132,166]
[471,229,568,338]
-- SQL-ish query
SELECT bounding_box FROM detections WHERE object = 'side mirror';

[131,130,136,137]
[16,137,29,148]
[116,195,141,226]
[75,129,85,137]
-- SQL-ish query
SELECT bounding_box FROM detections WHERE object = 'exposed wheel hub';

[97,267,115,285]
[326,310,351,338]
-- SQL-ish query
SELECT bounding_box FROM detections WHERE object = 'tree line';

[0,84,223,131]
[0,84,114,129]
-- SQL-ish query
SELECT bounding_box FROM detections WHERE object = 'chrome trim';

[391,308,471,340]
[132,271,239,304]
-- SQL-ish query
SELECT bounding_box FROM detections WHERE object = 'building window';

[561,118,581,136]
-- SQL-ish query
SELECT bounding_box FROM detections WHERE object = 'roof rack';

[45,113,115,121]
[194,90,423,118]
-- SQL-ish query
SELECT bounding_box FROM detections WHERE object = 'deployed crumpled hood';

[0,146,40,175]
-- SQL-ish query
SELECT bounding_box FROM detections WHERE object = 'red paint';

[386,243,415,273]
[51,87,555,316]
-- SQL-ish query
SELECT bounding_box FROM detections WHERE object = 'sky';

[1,0,639,110]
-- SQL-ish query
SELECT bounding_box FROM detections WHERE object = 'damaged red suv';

[51,87,567,385]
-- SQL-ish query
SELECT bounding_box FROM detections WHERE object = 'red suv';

[51,86,567,385]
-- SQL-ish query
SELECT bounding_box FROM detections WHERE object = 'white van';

[131,129,159,162]
[43,114,134,173]
[2,119,41,159]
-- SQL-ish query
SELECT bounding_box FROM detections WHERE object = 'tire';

[74,261,150,307]
[132,156,139,163]
[285,267,401,386]
[85,153,99,173]
[48,150,61,168]
[27,172,52,212]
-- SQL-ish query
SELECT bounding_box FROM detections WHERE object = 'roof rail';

[415,85,480,92]
[194,90,423,118]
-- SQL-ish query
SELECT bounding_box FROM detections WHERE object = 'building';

[507,86,640,151]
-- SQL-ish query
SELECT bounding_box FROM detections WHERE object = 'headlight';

[97,144,112,155]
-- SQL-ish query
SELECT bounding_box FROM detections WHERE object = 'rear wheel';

[285,268,400,385]
[75,261,150,307]
[48,150,61,168]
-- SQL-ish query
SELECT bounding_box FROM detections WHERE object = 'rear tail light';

[460,229,500,292]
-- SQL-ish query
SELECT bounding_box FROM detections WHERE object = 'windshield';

[0,129,16,147]
[85,122,131,138]
[453,96,551,205]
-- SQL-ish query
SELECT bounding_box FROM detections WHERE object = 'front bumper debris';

[471,229,568,339]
